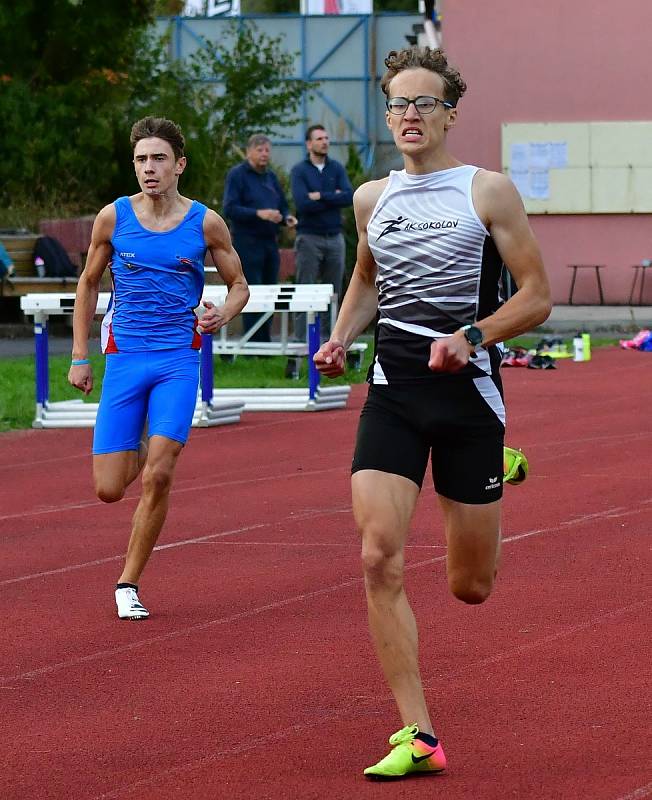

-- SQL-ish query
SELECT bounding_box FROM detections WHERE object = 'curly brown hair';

[130,117,185,160]
[380,47,467,107]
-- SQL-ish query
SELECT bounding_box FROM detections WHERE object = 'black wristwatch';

[460,324,483,348]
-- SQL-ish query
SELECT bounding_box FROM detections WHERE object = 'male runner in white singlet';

[314,48,551,778]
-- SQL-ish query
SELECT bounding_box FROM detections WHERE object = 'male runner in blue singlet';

[68,117,249,621]
[314,49,551,777]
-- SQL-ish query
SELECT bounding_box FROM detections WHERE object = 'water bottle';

[34,256,46,278]
[573,332,585,361]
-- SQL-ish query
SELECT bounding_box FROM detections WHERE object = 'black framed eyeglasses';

[385,95,454,115]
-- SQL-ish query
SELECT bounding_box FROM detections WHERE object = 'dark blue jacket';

[290,156,353,235]
[223,161,291,240]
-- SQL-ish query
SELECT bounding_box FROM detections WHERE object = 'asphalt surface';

[0,336,77,358]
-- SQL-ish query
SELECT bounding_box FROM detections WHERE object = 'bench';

[1,275,79,298]
[0,232,39,276]
[567,264,606,305]
[628,261,652,305]
[0,232,80,299]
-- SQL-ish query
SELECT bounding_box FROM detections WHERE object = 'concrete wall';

[441,0,652,304]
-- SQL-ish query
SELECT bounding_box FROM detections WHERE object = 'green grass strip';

[0,345,374,432]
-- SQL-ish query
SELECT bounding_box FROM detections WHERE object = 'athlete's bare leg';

[439,496,501,604]
[93,437,148,503]
[352,469,434,733]
[117,435,183,585]
[354,471,503,734]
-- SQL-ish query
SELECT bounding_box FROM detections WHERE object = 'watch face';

[465,325,483,346]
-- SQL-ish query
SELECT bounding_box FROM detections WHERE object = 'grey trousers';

[293,232,345,342]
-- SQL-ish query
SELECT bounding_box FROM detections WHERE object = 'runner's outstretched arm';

[68,205,115,394]
[199,210,249,334]
[314,181,382,377]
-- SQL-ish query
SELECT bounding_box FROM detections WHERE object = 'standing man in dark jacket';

[290,125,353,342]
[223,134,296,342]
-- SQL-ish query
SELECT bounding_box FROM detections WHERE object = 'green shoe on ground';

[503,446,528,485]
[363,724,447,779]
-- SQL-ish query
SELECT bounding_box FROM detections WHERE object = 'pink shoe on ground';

[620,329,650,349]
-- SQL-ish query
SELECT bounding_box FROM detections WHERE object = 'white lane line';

[421,597,650,680]
[2,499,649,588]
[2,515,649,686]
[502,430,648,452]
[189,540,445,549]
[0,572,364,684]
[0,451,89,471]
[612,782,652,800]
[0,506,353,586]
[90,702,384,799]
[0,410,358,471]
[0,464,349,523]
[0,498,100,522]
[1,516,338,586]
[0,524,257,585]
[83,597,651,800]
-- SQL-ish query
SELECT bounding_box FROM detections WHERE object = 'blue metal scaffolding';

[158,13,419,170]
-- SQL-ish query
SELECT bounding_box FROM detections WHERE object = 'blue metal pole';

[363,15,371,168]
[200,333,213,404]
[34,318,49,407]
[308,312,320,401]
[174,15,182,60]
[301,15,308,125]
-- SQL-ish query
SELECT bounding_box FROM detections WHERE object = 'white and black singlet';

[366,164,504,386]
[352,165,507,504]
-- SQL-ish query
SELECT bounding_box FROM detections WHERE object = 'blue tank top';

[101,196,208,353]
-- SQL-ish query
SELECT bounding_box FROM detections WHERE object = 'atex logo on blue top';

[377,216,460,240]
[120,252,136,258]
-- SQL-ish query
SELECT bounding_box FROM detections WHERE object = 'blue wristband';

[71,358,90,366]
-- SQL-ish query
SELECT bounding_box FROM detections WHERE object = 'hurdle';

[198,284,357,412]
[20,285,359,428]
[20,292,244,429]
[205,282,366,368]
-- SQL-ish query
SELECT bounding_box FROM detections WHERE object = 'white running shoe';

[115,586,149,620]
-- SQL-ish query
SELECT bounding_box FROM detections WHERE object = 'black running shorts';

[351,378,505,505]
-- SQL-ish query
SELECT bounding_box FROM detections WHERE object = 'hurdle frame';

[21,285,357,428]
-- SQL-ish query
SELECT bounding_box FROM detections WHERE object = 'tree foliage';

[122,23,311,208]
[0,6,311,217]
[0,0,154,86]
[0,1,154,210]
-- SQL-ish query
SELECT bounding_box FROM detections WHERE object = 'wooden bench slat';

[3,278,79,298]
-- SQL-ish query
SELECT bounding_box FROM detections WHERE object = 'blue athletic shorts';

[93,349,200,454]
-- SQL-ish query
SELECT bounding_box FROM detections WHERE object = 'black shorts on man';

[352,377,505,504]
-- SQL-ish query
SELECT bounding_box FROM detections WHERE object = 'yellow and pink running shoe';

[363,724,446,779]
[503,446,528,486]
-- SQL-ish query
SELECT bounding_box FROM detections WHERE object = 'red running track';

[0,347,651,800]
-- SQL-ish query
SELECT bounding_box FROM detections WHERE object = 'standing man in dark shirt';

[290,125,353,343]
[223,134,296,342]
